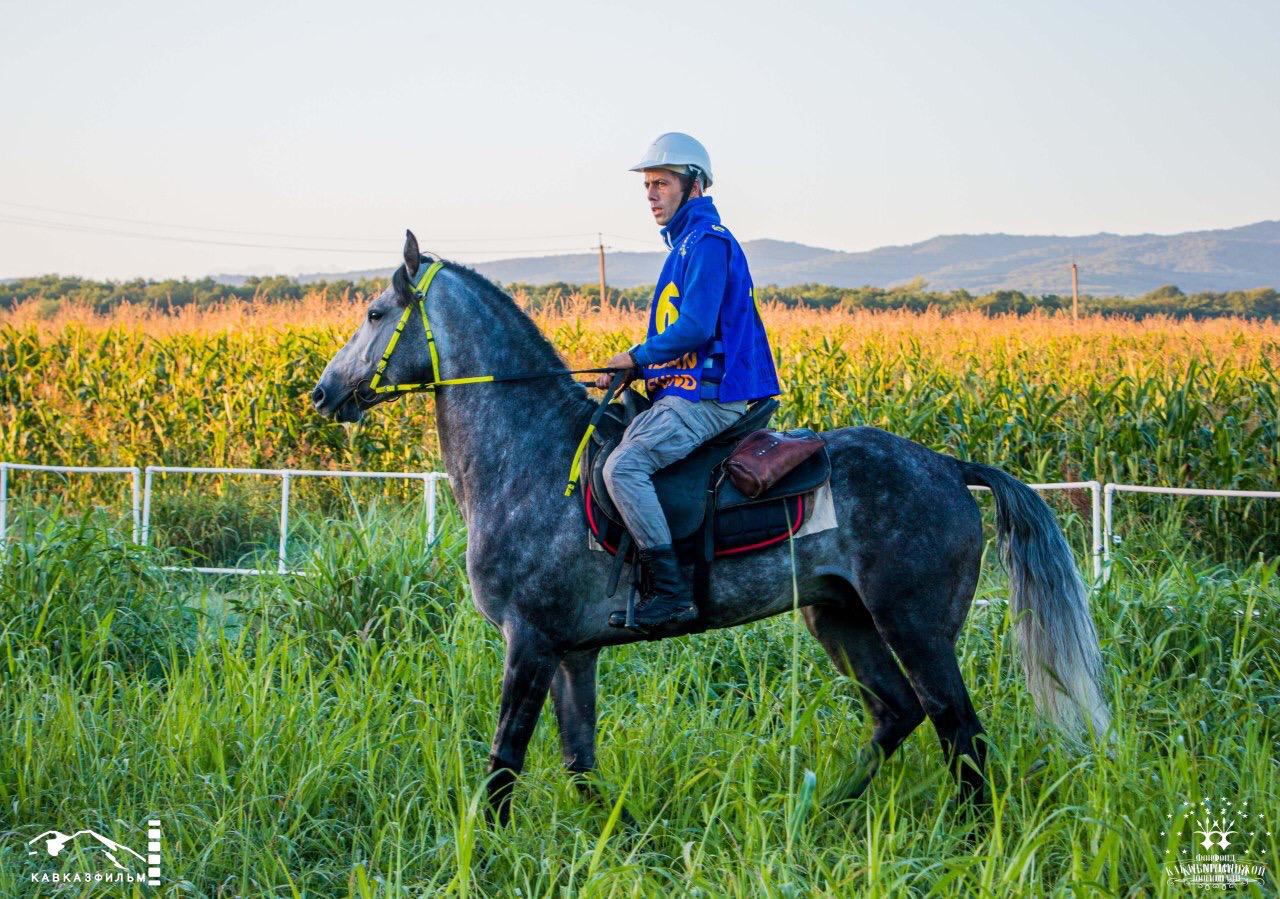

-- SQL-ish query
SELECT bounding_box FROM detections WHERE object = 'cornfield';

[2,294,1276,562]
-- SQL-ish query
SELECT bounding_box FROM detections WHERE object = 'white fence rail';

[0,462,142,543]
[3,462,1276,585]
[969,480,1102,582]
[141,466,451,575]
[0,461,448,576]
[1102,482,1280,579]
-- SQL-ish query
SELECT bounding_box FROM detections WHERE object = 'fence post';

[131,468,142,544]
[1102,483,1116,583]
[1089,480,1102,585]
[426,475,437,543]
[278,471,292,574]
[142,467,155,545]
[0,463,7,544]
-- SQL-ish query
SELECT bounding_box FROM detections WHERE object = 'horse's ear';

[403,230,421,273]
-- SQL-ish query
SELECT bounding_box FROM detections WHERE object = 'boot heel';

[610,543,698,632]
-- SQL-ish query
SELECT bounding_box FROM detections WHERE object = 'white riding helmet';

[629,132,714,188]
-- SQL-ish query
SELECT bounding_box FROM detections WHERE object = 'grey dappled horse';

[312,233,1110,824]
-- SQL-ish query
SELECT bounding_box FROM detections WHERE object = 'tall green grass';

[1,508,1275,896]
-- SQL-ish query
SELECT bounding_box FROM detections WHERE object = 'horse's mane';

[395,257,590,404]
[392,254,511,303]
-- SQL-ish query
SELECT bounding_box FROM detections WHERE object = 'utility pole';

[1071,261,1080,320]
[597,233,608,307]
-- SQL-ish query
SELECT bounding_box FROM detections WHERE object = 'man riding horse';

[312,137,1109,824]
[595,132,782,633]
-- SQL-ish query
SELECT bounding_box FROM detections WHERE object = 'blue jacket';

[630,197,781,404]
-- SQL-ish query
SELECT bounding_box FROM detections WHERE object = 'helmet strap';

[675,166,702,213]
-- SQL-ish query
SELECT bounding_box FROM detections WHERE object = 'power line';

[0,199,610,245]
[0,214,608,257]
[603,232,665,247]
[0,215,384,254]
[0,200,388,242]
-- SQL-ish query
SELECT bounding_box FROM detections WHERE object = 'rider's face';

[644,168,701,226]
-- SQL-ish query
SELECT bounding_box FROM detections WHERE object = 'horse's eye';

[368,310,382,322]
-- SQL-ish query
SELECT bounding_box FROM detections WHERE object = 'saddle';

[579,389,831,609]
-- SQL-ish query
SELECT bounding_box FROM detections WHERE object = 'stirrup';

[608,586,698,634]
[607,576,641,631]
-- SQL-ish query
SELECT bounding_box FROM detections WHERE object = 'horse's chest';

[463,516,551,623]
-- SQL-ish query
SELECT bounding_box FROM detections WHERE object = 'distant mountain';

[246,220,1280,295]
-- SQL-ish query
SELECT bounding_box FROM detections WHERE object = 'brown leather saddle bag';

[725,429,826,499]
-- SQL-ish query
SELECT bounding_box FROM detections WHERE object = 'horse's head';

[312,230,434,423]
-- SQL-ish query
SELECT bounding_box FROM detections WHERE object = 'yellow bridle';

[367,260,498,394]
[365,259,628,496]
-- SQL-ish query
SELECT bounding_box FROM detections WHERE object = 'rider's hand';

[595,350,638,389]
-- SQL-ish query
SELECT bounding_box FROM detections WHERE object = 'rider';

[596,132,781,632]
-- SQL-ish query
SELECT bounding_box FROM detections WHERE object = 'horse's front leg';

[487,622,560,825]
[551,648,636,825]
[551,648,599,782]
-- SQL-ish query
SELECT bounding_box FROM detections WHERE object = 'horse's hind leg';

[803,583,926,802]
[868,583,988,805]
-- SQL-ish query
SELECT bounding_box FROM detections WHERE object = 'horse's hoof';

[484,801,512,828]
[617,804,639,830]
[822,777,871,807]
[941,791,992,839]
[486,768,517,826]
[571,773,639,829]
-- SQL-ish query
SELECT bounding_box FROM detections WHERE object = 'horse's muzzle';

[311,380,366,423]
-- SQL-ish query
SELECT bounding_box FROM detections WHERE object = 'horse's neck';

[428,274,593,520]
[434,387,587,520]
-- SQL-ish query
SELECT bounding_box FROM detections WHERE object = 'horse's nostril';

[311,385,326,406]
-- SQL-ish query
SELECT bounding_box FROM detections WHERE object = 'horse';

[312,231,1110,824]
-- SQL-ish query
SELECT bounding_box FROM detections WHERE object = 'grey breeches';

[601,394,749,550]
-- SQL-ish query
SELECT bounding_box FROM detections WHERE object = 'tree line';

[3,273,1278,320]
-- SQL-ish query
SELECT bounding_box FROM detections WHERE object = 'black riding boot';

[629,543,698,632]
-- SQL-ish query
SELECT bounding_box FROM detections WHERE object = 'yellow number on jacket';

[656,282,680,334]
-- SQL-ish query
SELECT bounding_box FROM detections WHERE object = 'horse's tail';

[961,461,1111,743]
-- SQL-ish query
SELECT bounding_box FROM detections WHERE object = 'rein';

[367,259,632,497]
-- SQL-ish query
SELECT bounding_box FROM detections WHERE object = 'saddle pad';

[584,422,831,540]
[586,432,726,540]
[586,480,838,552]
[585,478,812,561]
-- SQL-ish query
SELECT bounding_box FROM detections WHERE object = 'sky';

[1,0,1277,280]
